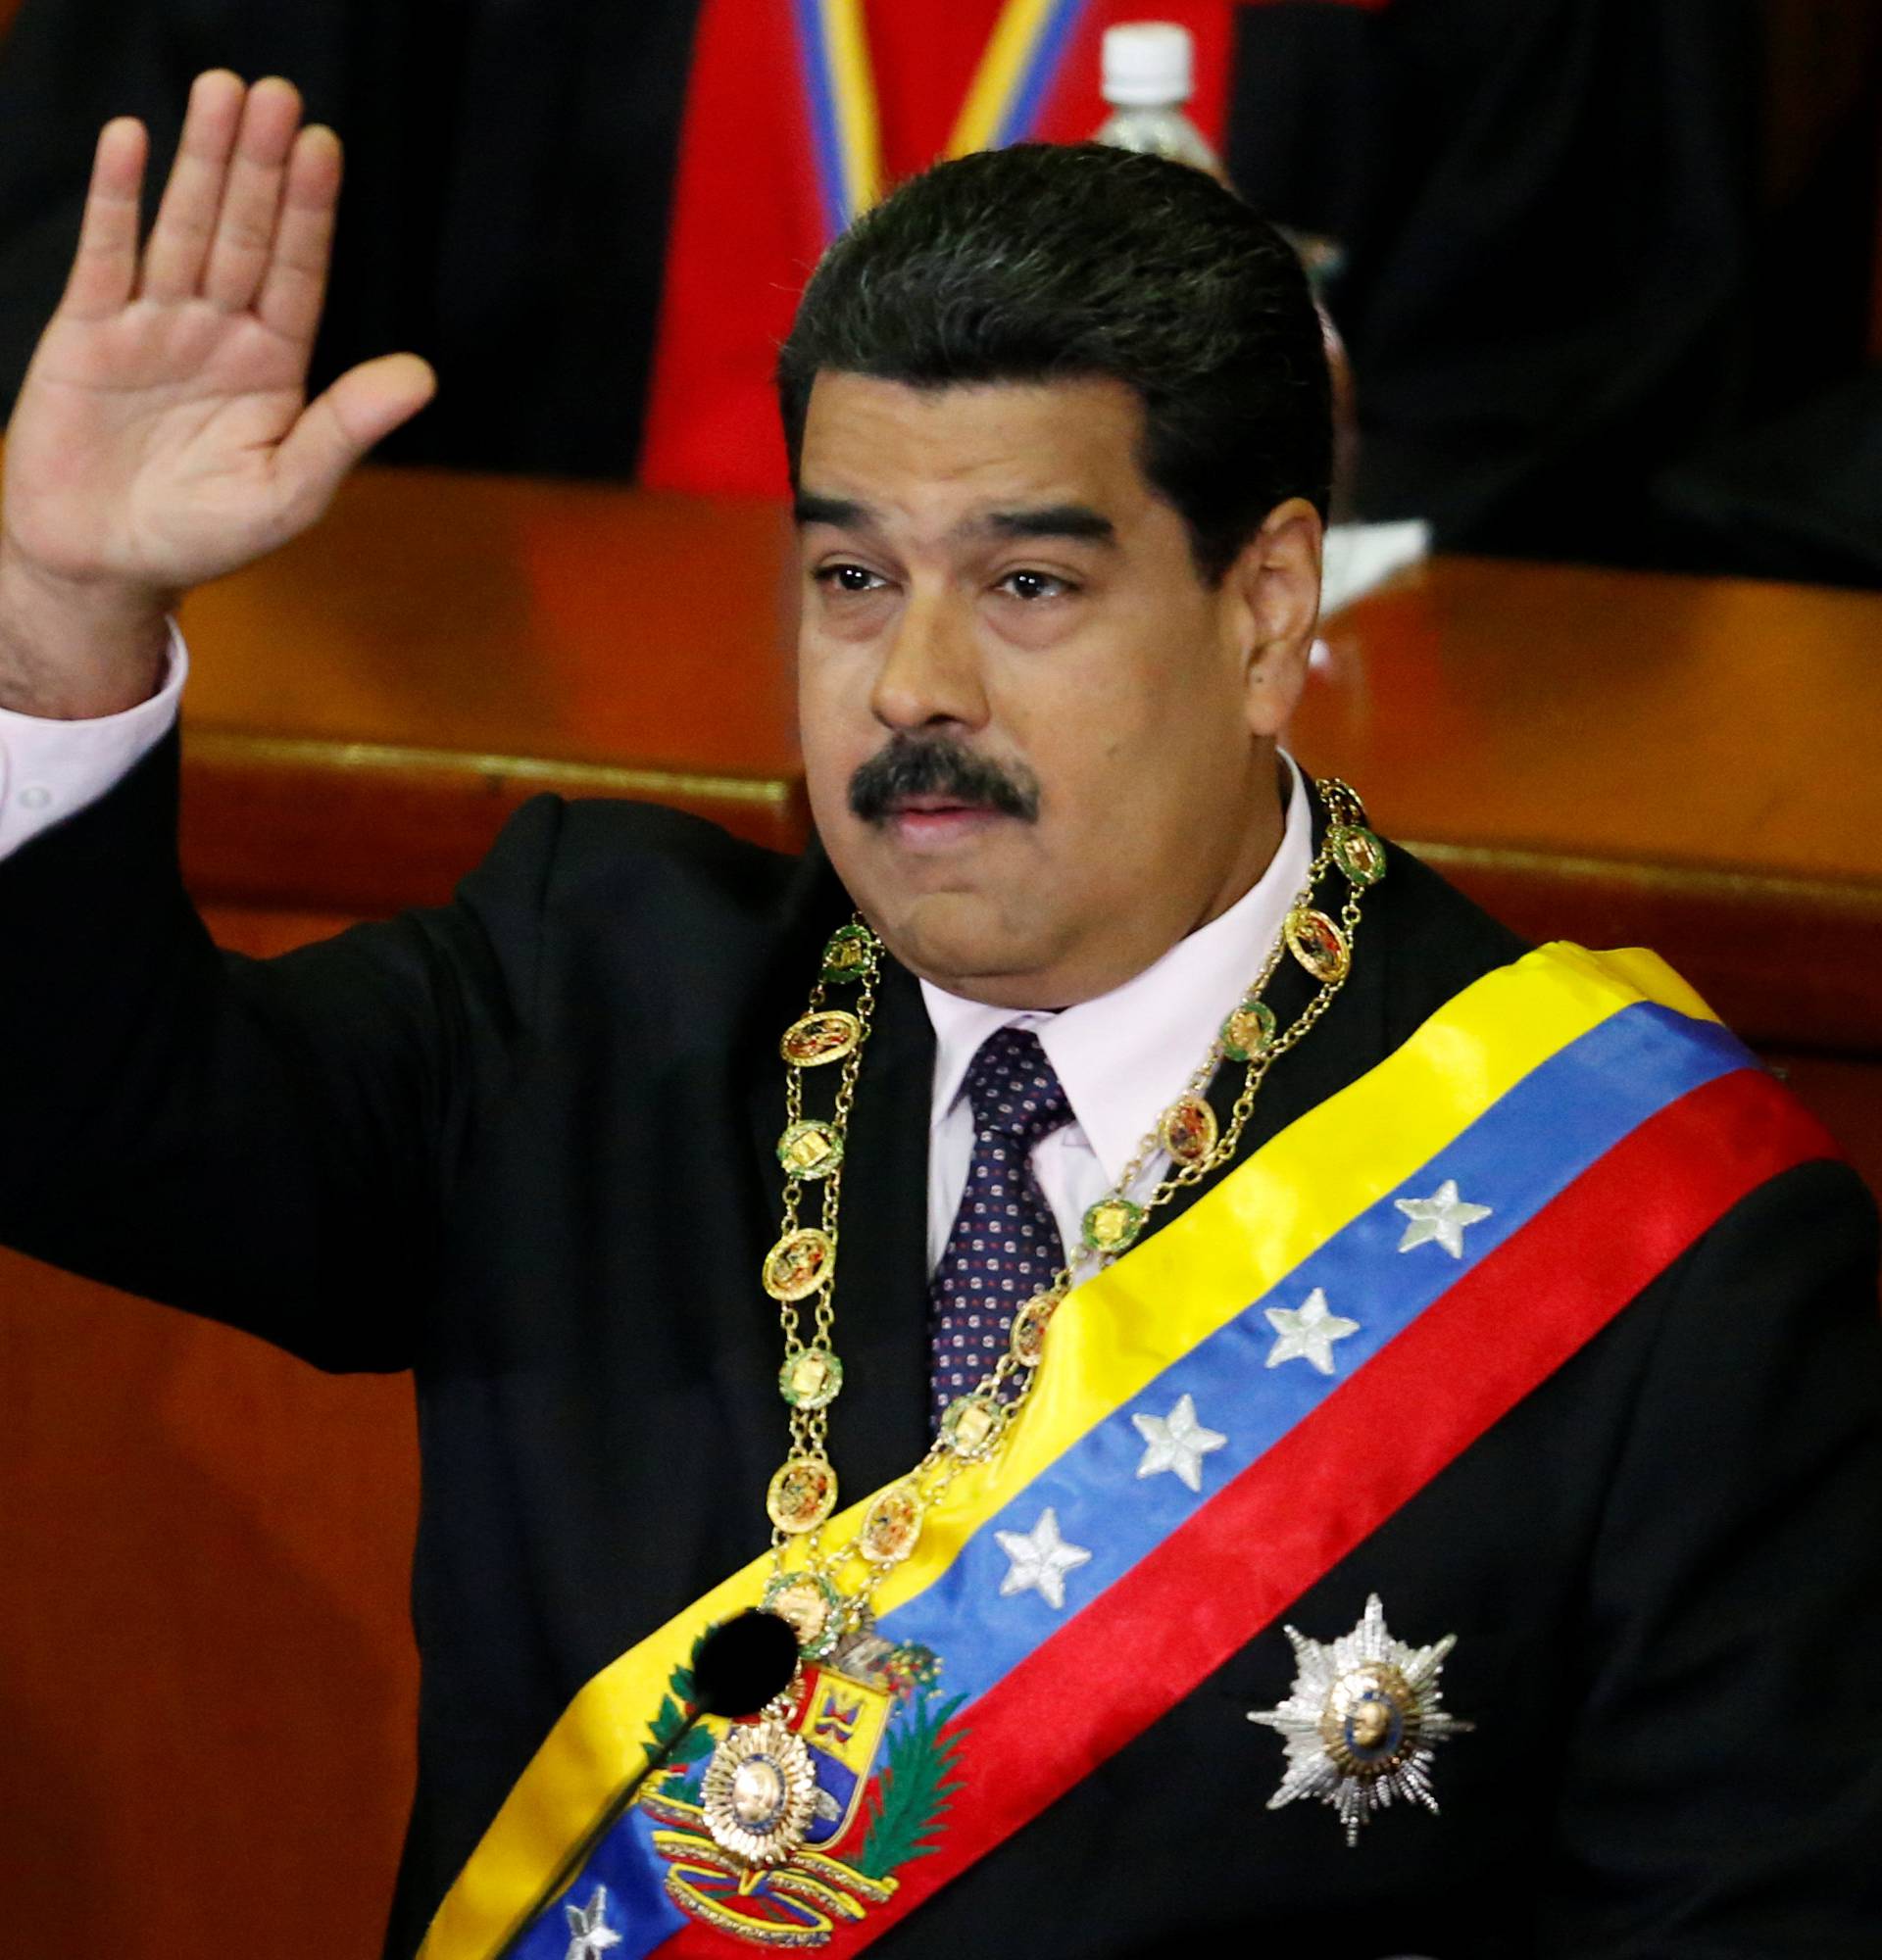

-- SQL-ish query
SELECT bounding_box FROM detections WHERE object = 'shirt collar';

[920,755,1313,1182]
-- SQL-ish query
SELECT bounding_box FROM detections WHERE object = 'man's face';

[796,372,1318,1008]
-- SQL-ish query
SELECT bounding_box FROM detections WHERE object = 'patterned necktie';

[928,1025,1074,1426]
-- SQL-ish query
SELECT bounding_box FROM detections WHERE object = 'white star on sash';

[1263,1287,1361,1375]
[1132,1393,1228,1494]
[565,1885,622,1960]
[1394,1179,1494,1258]
[995,1505,1093,1610]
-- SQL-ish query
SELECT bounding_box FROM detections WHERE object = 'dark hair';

[776,143,1331,583]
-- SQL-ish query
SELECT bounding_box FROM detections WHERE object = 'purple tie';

[928,1026,1073,1426]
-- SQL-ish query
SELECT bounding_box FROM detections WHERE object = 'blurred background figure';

[0,0,1876,578]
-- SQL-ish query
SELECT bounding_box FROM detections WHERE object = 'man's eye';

[998,569,1071,602]
[816,564,887,594]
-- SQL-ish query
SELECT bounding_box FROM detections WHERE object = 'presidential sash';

[421,942,1836,1958]
[795,0,1093,237]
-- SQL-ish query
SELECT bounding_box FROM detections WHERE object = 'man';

[1,71,1879,1960]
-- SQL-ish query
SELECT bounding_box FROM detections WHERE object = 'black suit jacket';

[2,734,1879,1957]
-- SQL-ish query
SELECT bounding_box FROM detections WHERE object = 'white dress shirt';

[921,756,1311,1267]
[0,625,186,857]
[0,636,1312,1280]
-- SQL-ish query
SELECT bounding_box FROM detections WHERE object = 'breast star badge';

[1132,1393,1227,1494]
[1263,1287,1361,1374]
[1394,1179,1493,1257]
[995,1505,1093,1610]
[1247,1594,1472,1844]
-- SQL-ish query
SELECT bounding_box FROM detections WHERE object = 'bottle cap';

[1101,22,1195,108]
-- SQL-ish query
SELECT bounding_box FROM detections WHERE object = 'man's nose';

[868,588,989,733]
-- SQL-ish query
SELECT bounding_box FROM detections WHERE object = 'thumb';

[272,352,437,519]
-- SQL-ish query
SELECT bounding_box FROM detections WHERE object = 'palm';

[2,74,432,599]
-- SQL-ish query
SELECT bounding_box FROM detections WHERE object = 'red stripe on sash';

[665,1068,1832,1954]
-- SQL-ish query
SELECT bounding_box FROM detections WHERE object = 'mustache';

[847,736,1041,825]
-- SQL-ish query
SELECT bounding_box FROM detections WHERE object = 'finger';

[60,118,148,318]
[272,353,438,518]
[255,123,341,349]
[139,69,245,301]
[203,76,303,314]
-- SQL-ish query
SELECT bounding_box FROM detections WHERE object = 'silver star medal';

[1132,1393,1227,1494]
[995,1505,1092,1610]
[1247,1594,1472,1845]
[1394,1179,1492,1258]
[564,1884,622,1960]
[1263,1287,1360,1374]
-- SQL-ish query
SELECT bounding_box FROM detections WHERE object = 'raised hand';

[0,72,435,711]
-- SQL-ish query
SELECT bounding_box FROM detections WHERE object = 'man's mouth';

[882,793,1008,847]
[891,794,982,814]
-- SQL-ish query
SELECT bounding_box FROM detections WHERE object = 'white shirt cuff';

[0,622,186,859]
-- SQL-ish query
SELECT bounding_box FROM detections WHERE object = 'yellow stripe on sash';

[811,0,1071,231]
[817,0,884,222]
[947,0,1068,160]
[420,942,1714,1960]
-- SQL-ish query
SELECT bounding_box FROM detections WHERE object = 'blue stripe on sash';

[992,0,1090,149]
[792,0,852,240]
[878,1004,1751,1706]
[507,1808,685,1958]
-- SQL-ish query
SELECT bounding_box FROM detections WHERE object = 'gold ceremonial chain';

[755,780,1386,1662]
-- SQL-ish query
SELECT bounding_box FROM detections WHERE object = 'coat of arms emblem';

[638,1626,963,1946]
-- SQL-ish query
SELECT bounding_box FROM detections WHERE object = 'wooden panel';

[1303,559,1882,885]
[0,904,417,1960]
[1295,559,1882,1054]
[1405,843,1882,1058]
[0,439,810,900]
[174,466,807,904]
[179,736,806,913]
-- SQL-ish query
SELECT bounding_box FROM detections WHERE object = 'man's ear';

[1222,497,1322,739]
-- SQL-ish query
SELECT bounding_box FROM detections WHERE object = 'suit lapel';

[828,958,937,1494]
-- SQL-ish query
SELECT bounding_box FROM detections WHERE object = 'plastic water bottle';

[1093,23,1223,179]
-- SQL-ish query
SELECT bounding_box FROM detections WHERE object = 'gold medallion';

[1220,998,1277,1061]
[1285,906,1351,984]
[1158,1094,1218,1166]
[1329,823,1387,889]
[819,924,877,985]
[767,1453,839,1534]
[940,1393,1008,1462]
[1010,1289,1061,1369]
[1082,1195,1145,1255]
[1318,776,1367,830]
[779,1009,863,1067]
[762,1227,835,1301]
[777,1344,844,1410]
[775,1118,843,1181]
[859,1485,923,1566]
[701,1717,819,1867]
[762,1569,843,1659]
